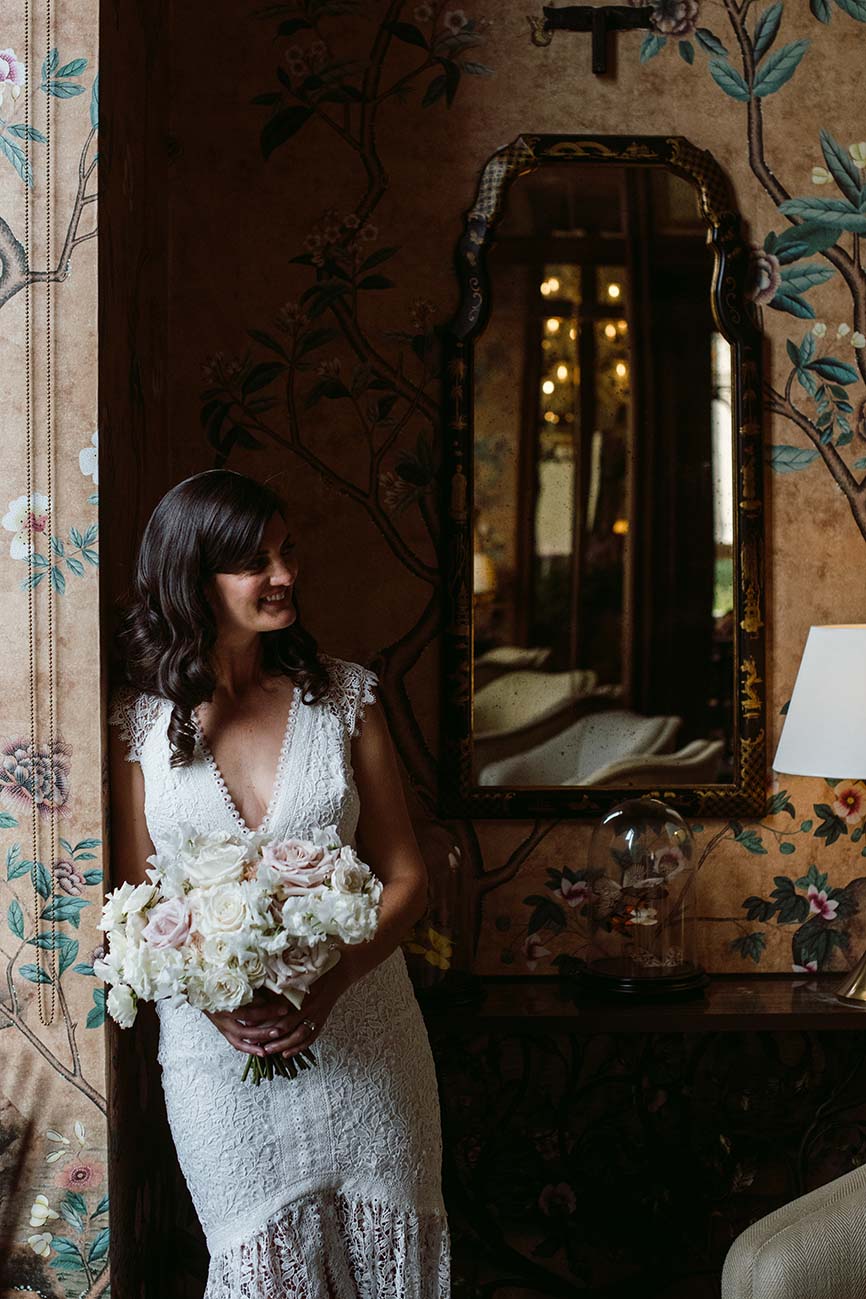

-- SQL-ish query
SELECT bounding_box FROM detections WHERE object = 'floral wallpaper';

[97,0,866,990]
[0,0,106,1294]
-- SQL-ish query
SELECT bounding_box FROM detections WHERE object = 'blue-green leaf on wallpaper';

[810,0,832,17]
[19,963,52,984]
[248,329,289,358]
[8,900,24,940]
[66,557,85,577]
[779,263,835,293]
[708,58,751,100]
[50,565,66,595]
[88,1227,110,1262]
[242,362,285,397]
[640,33,666,61]
[90,73,99,129]
[754,3,783,59]
[835,0,866,19]
[70,527,83,548]
[731,932,767,963]
[73,963,95,976]
[42,896,90,927]
[92,1194,109,1218]
[819,129,862,204]
[779,196,866,231]
[0,134,33,187]
[82,548,99,567]
[752,40,809,96]
[83,869,103,885]
[383,21,429,49]
[796,366,819,396]
[56,58,88,78]
[695,28,728,55]
[60,1192,86,1233]
[780,841,796,854]
[770,288,815,318]
[294,327,340,357]
[42,48,59,80]
[43,80,86,98]
[806,356,859,383]
[462,62,494,76]
[768,445,820,473]
[794,921,848,971]
[86,987,106,1029]
[50,534,65,556]
[796,863,829,891]
[773,222,842,263]
[6,844,27,881]
[678,40,695,64]
[49,1236,84,1271]
[359,246,399,272]
[421,73,448,108]
[735,829,768,854]
[7,123,46,143]
[33,860,51,899]
[260,106,313,160]
[786,338,802,367]
[0,812,18,829]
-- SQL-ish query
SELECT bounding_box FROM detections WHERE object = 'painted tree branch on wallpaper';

[199,0,552,971]
[0,50,98,308]
[636,0,866,973]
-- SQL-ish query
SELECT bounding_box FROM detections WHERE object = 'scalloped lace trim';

[320,656,379,739]
[107,687,167,763]
[205,1190,450,1299]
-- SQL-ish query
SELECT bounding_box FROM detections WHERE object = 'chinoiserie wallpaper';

[0,1,106,1295]
[4,0,866,1293]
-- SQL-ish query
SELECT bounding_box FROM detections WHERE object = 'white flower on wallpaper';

[2,493,50,559]
[79,430,98,485]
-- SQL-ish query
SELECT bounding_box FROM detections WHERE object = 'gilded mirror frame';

[440,134,765,819]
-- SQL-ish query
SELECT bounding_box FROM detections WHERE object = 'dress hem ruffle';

[205,1186,450,1299]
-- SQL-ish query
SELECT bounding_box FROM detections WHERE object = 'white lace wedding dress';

[110,657,451,1298]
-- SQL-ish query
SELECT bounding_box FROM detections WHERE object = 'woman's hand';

[204,955,357,1059]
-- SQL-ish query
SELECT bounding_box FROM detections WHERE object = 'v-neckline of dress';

[193,683,301,836]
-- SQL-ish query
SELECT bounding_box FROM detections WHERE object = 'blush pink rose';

[263,941,341,1003]
[262,838,333,893]
[142,897,192,949]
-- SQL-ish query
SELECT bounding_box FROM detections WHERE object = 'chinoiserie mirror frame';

[440,134,765,820]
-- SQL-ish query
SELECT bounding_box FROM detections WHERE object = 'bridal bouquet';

[95,824,382,1084]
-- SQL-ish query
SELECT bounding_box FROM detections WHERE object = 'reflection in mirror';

[471,163,735,788]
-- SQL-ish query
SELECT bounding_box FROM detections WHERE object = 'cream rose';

[193,883,250,936]
[199,965,252,1012]
[142,897,191,950]
[177,831,251,889]
[262,837,332,892]
[263,941,341,1007]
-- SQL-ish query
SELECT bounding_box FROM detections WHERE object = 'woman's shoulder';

[108,685,170,763]
[316,654,379,739]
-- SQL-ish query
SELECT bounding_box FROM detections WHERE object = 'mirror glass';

[472,162,735,789]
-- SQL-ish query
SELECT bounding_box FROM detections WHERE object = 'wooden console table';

[421,975,866,1299]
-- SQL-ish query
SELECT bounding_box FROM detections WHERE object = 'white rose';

[196,965,252,1013]
[193,883,251,936]
[99,881,136,931]
[179,831,251,889]
[279,890,329,939]
[126,881,157,914]
[330,857,369,894]
[202,931,253,965]
[239,951,267,986]
[316,888,380,943]
[107,983,138,1028]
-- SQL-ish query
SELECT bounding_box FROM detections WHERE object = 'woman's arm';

[108,723,155,886]
[341,694,429,982]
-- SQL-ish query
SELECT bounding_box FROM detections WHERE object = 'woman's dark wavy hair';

[116,469,330,767]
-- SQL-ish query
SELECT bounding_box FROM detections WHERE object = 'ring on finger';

[302,1017,318,1036]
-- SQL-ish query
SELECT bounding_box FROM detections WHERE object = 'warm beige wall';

[0,1,106,1294]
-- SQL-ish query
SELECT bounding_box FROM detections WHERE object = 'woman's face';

[208,512,299,640]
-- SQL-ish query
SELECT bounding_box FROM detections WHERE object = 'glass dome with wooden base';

[582,798,707,998]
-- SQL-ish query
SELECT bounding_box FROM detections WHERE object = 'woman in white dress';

[108,469,450,1297]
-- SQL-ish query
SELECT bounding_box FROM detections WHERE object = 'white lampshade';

[774,625,866,778]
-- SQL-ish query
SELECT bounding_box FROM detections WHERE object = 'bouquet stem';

[241,1047,317,1085]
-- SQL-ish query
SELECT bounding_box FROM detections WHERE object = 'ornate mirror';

[441,136,765,818]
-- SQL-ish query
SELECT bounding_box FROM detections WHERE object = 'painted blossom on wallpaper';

[3,437,101,592]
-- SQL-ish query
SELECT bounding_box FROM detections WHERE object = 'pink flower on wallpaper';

[2,493,50,559]
[747,246,782,306]
[559,877,592,908]
[0,48,26,89]
[832,781,866,825]
[793,960,818,974]
[807,886,838,921]
[0,737,71,816]
[55,1160,105,1192]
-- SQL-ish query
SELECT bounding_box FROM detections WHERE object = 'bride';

[108,469,450,1296]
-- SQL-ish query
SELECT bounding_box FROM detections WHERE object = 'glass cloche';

[582,798,706,996]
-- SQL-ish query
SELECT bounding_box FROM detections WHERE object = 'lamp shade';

[774,625,866,778]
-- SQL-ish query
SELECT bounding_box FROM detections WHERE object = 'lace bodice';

[107,656,449,1298]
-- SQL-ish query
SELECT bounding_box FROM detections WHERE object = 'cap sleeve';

[321,658,379,739]
[108,687,166,763]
